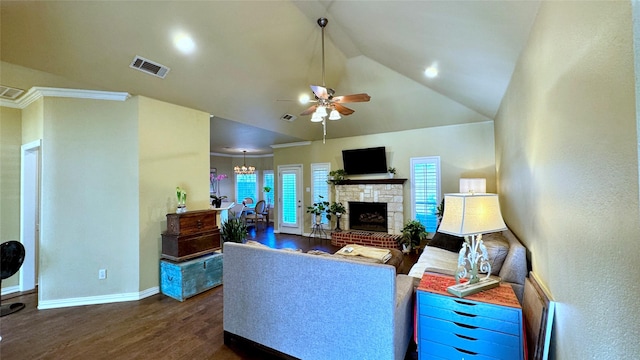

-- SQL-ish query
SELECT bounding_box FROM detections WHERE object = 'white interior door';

[278,165,303,235]
[20,140,41,292]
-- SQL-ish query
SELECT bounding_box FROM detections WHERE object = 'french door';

[278,165,303,235]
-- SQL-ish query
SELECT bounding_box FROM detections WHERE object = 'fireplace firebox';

[349,202,388,233]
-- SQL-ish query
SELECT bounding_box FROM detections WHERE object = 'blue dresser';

[417,273,524,360]
[160,253,223,301]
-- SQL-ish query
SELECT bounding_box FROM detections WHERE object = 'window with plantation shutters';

[311,163,330,224]
[410,157,441,233]
[236,173,258,204]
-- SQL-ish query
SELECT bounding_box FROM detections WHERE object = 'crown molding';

[1,87,131,109]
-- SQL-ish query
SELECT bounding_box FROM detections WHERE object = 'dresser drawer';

[162,229,221,262]
[420,316,520,357]
[419,291,520,324]
[420,304,520,335]
[166,210,217,235]
[420,315,520,349]
[420,339,499,360]
[160,253,223,301]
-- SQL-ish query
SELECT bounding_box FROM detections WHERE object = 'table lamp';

[438,193,507,297]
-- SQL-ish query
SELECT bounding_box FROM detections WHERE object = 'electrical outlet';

[98,269,107,280]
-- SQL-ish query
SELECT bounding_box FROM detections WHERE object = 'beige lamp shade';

[459,178,486,193]
[438,193,507,237]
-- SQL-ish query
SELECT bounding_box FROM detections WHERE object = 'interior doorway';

[20,139,41,292]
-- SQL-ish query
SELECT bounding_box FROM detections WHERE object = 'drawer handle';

[203,262,207,269]
[455,334,477,341]
[454,299,476,306]
[454,347,478,356]
[167,276,173,281]
[454,322,478,329]
[197,220,203,229]
[454,311,477,318]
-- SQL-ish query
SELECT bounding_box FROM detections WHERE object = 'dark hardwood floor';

[0,225,418,359]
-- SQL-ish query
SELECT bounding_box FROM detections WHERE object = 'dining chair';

[246,200,267,230]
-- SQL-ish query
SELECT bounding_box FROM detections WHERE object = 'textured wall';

[495,1,639,358]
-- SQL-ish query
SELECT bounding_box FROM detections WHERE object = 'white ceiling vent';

[129,56,170,79]
[280,113,297,122]
[0,85,25,100]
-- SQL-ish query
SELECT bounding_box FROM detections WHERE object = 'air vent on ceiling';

[0,85,25,100]
[280,113,297,122]
[129,56,170,79]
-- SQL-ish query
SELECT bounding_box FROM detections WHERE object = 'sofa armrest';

[498,230,528,302]
[394,274,415,360]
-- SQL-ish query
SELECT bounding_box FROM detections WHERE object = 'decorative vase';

[177,205,187,214]
[214,199,222,208]
[315,214,322,225]
[402,243,411,253]
[388,172,395,179]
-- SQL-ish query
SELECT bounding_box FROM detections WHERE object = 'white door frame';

[20,139,41,292]
[277,164,303,235]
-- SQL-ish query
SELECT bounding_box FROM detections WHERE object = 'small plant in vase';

[176,187,187,213]
[327,201,346,232]
[327,169,347,184]
[306,196,330,225]
[387,167,396,179]
[398,219,428,253]
[210,194,228,208]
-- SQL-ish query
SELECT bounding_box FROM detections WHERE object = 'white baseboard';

[38,287,159,310]
[1,285,20,296]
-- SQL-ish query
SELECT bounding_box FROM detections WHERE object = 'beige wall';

[495,1,639,358]
[273,121,496,233]
[0,106,22,289]
[138,96,210,290]
[21,97,43,143]
[39,97,140,302]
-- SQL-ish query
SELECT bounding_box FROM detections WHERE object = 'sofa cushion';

[482,232,510,275]
[428,232,465,253]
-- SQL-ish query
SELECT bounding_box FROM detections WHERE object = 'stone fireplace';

[334,179,405,235]
[349,201,388,232]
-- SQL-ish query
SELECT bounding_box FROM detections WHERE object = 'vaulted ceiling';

[1,1,540,155]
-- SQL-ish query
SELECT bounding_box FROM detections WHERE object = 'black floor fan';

[1,240,26,317]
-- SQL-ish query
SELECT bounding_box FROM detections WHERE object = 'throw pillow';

[482,232,510,276]
[428,232,465,253]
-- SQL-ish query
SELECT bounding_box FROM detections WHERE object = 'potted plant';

[327,169,347,184]
[210,194,227,208]
[263,186,272,207]
[327,201,346,231]
[221,217,248,245]
[306,195,330,225]
[387,167,396,179]
[398,219,428,253]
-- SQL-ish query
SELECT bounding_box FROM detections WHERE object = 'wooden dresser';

[161,209,221,262]
[417,272,524,360]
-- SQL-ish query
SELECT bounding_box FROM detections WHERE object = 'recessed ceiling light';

[299,93,310,104]
[424,64,439,78]
[173,31,195,54]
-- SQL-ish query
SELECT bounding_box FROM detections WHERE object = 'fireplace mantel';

[334,178,407,185]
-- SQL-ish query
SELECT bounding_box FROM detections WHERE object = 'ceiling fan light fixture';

[315,105,328,117]
[311,112,324,122]
[424,64,439,78]
[328,108,341,120]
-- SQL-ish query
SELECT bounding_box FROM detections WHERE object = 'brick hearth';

[331,230,401,249]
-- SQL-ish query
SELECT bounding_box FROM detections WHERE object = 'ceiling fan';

[301,18,371,142]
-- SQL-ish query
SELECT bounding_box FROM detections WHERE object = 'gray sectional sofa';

[223,242,414,360]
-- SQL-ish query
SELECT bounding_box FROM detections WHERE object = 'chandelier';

[234,150,255,175]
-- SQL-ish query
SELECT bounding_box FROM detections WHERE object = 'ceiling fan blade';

[334,103,355,116]
[300,105,318,116]
[333,93,371,103]
[310,85,329,100]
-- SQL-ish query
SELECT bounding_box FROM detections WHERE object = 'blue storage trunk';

[160,253,223,301]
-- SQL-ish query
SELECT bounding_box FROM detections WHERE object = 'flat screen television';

[342,146,387,175]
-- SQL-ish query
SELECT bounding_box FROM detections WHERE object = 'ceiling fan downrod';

[318,18,328,87]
